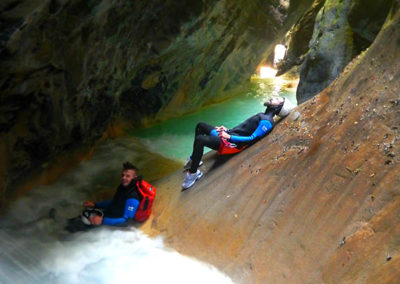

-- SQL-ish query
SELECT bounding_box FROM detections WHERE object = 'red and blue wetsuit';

[95,179,142,226]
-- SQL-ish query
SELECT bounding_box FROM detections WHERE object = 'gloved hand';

[83,200,95,208]
[218,130,231,140]
[215,125,227,132]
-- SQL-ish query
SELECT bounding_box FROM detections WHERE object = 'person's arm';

[101,216,127,226]
[102,198,140,226]
[211,126,229,137]
[83,200,95,207]
[229,120,273,143]
[215,126,228,132]
[210,129,219,136]
[94,200,112,209]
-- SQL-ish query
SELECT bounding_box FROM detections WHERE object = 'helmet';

[81,208,104,225]
[278,98,295,117]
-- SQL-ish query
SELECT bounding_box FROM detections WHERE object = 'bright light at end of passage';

[274,44,286,66]
[260,66,277,79]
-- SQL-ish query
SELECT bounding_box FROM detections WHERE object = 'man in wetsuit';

[182,96,294,190]
[82,162,142,226]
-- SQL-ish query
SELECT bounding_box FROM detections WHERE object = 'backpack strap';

[136,180,144,197]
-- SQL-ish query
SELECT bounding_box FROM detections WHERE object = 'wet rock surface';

[0,0,312,204]
[0,1,399,282]
[278,0,392,104]
[297,0,355,103]
[277,0,326,76]
[141,4,400,283]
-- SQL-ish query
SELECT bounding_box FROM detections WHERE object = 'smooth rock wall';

[296,0,355,103]
[277,0,326,75]
[143,3,400,281]
[278,0,392,104]
[0,0,312,205]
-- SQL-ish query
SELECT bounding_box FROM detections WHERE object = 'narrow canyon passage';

[0,77,296,283]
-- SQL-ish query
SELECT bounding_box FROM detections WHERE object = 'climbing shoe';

[182,170,203,190]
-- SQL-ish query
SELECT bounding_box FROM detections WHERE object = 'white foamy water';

[0,229,233,283]
[0,137,233,284]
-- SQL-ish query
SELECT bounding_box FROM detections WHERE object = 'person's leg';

[185,122,217,169]
[190,135,221,173]
[195,122,215,137]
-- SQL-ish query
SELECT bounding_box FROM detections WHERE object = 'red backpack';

[134,180,156,222]
[217,138,246,155]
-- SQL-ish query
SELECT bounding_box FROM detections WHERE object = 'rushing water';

[0,77,296,283]
[0,138,233,283]
[131,77,297,161]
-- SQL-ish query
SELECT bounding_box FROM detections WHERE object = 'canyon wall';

[0,0,311,205]
[1,1,399,281]
[142,2,400,282]
[277,0,392,103]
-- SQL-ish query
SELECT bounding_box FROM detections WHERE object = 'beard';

[264,102,283,115]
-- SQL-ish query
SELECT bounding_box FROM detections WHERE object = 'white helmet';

[278,98,295,117]
[81,208,104,225]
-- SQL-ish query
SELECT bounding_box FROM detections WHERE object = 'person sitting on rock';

[182,96,295,190]
[82,162,142,226]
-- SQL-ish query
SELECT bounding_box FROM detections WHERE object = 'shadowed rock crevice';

[277,0,326,76]
[277,0,393,104]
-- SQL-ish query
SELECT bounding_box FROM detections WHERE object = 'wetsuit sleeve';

[210,129,219,137]
[95,200,112,209]
[123,198,140,219]
[102,198,140,226]
[102,216,127,226]
[229,120,273,143]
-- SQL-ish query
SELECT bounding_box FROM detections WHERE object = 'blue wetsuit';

[95,179,142,226]
[209,113,274,145]
[189,104,281,173]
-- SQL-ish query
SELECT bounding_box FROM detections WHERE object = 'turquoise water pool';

[131,78,297,162]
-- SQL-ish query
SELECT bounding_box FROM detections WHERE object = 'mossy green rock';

[293,0,391,103]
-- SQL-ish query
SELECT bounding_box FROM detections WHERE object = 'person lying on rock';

[81,162,142,226]
[182,96,295,190]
